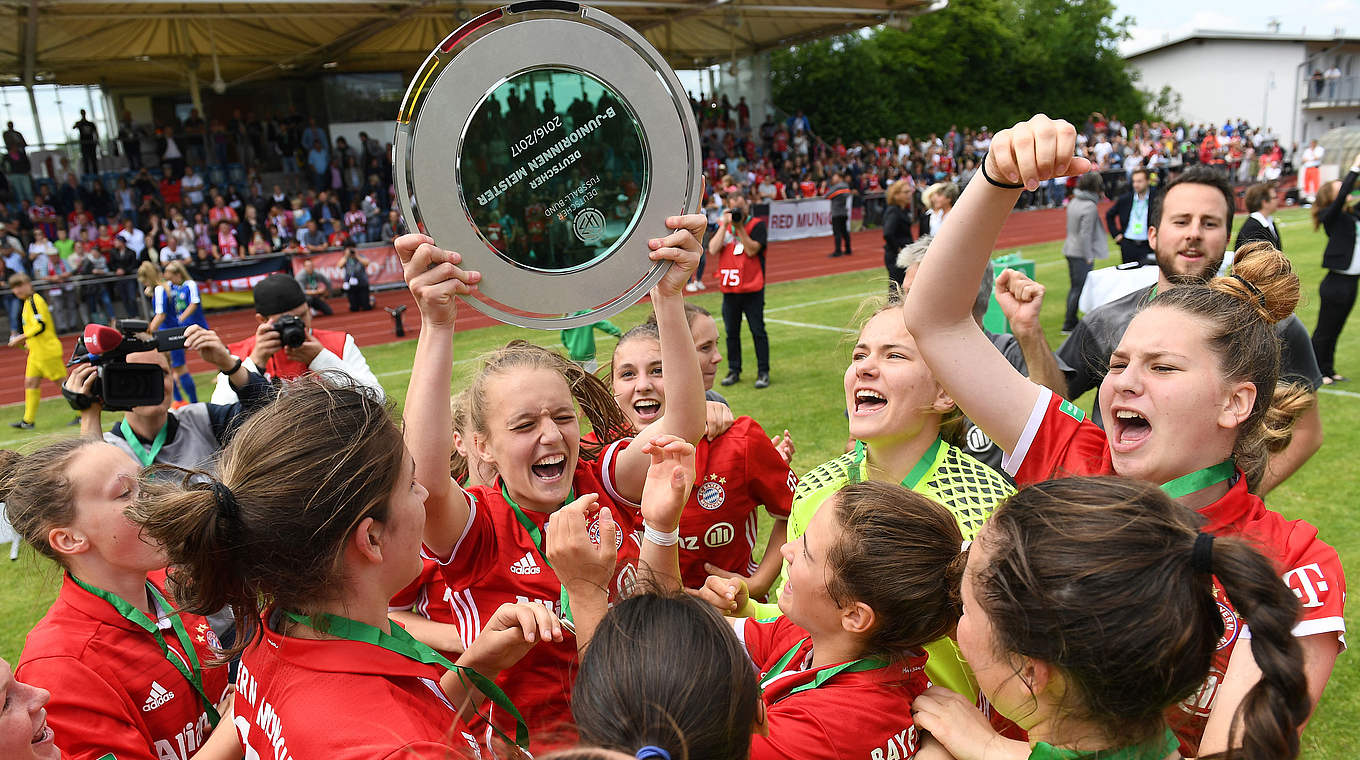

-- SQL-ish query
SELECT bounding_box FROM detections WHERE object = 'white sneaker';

[684,282,699,292]
[695,281,706,290]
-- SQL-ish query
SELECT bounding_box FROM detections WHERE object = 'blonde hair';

[163,261,192,283]
[136,261,162,292]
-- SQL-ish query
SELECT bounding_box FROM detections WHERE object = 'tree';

[769,0,1148,141]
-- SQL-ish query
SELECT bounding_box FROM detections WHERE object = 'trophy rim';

[393,2,702,330]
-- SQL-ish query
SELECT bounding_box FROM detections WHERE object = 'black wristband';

[980,155,1025,190]
[221,356,243,376]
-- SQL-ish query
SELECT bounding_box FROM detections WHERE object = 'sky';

[1115,0,1360,54]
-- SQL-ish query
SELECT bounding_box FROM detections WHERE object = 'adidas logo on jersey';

[142,681,175,712]
[510,552,541,575]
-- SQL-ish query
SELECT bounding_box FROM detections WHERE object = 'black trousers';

[722,289,769,375]
[1064,257,1092,331]
[80,143,98,175]
[884,249,905,294]
[346,283,372,311]
[305,294,334,316]
[1312,271,1359,377]
[1118,237,1153,265]
[832,215,851,254]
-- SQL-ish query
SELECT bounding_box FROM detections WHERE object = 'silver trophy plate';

[394,1,702,329]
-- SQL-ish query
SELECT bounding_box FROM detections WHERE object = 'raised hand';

[993,268,1045,335]
[639,434,696,533]
[984,115,1093,192]
[650,214,707,297]
[545,493,617,597]
[395,233,481,328]
[182,325,235,372]
[704,399,735,440]
[771,428,796,465]
[457,601,564,675]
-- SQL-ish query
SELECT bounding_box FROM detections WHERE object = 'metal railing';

[1303,75,1360,105]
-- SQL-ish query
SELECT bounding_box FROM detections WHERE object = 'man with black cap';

[210,273,383,403]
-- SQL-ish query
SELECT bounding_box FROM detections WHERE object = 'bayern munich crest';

[698,475,727,510]
[589,514,626,549]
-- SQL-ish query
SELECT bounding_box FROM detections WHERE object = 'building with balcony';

[1125,31,1360,155]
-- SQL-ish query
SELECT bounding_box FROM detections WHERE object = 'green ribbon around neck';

[501,481,579,625]
[119,418,168,467]
[758,636,890,702]
[1160,458,1235,499]
[849,436,943,491]
[284,611,529,749]
[69,574,219,727]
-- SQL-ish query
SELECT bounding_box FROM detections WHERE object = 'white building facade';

[1125,31,1360,151]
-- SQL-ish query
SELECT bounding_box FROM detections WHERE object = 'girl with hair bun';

[697,481,966,760]
[904,114,1345,757]
[395,216,706,748]
[131,380,558,759]
[914,477,1310,760]
[2,440,236,760]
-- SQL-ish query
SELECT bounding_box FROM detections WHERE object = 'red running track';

[0,205,1075,406]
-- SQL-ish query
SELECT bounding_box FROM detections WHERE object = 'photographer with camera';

[708,185,772,389]
[64,322,272,471]
[210,273,382,403]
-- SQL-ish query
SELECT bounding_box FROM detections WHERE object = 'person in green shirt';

[560,312,623,373]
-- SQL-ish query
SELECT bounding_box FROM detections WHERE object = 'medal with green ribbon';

[119,419,168,468]
[758,636,890,702]
[69,574,220,727]
[849,436,943,491]
[501,481,580,625]
[283,611,529,749]
[1160,458,1235,499]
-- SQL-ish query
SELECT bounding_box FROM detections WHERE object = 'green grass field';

[1,207,1356,756]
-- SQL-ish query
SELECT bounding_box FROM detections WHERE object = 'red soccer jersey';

[233,614,488,760]
[616,416,795,587]
[17,573,231,760]
[1005,389,1347,756]
[798,180,817,198]
[389,556,460,657]
[717,218,765,294]
[741,616,928,760]
[430,440,642,749]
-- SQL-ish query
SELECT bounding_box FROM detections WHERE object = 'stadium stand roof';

[0,0,946,91]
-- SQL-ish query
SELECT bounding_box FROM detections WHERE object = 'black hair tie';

[210,481,240,521]
[1191,532,1215,574]
[1230,273,1267,310]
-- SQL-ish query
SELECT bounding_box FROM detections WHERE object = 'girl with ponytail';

[914,477,1310,760]
[394,216,707,749]
[903,114,1345,756]
[697,481,967,760]
[2,440,236,760]
[131,379,560,759]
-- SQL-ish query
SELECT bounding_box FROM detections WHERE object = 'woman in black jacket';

[881,179,913,290]
[1310,153,1360,384]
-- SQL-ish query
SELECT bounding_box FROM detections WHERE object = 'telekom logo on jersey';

[1283,563,1330,609]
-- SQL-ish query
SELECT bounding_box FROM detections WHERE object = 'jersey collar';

[257,610,448,681]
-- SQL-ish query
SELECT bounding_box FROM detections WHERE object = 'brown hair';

[449,388,472,485]
[643,302,712,331]
[572,591,757,760]
[468,340,632,457]
[128,379,405,659]
[885,179,912,207]
[1312,180,1341,230]
[976,476,1308,758]
[1149,242,1311,489]
[7,272,31,288]
[825,481,966,660]
[1243,182,1276,214]
[0,439,103,564]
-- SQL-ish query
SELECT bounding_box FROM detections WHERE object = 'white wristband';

[643,523,680,546]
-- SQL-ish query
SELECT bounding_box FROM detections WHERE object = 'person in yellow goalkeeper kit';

[7,273,67,429]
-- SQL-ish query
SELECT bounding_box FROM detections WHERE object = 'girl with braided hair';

[904,113,1344,757]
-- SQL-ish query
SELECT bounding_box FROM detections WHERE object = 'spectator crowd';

[1,108,409,335]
